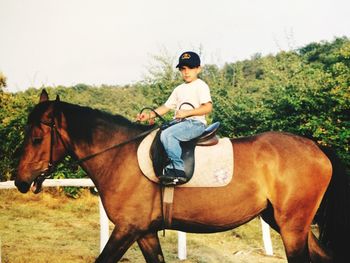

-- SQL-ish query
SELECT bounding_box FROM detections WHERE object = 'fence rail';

[0,179,273,260]
[0,178,95,189]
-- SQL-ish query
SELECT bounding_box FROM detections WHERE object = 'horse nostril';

[14,180,30,193]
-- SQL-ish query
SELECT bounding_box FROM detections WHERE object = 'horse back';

[233,131,331,169]
[232,131,332,207]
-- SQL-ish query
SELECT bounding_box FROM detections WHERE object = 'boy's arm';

[136,104,171,122]
[175,102,212,119]
[152,104,171,118]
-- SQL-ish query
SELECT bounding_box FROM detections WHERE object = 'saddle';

[150,122,220,182]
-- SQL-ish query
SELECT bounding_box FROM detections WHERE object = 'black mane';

[29,100,153,144]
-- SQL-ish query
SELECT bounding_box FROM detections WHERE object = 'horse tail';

[314,146,350,262]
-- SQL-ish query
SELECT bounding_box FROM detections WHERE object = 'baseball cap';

[176,51,201,68]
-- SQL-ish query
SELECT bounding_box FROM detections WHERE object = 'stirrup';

[159,176,187,186]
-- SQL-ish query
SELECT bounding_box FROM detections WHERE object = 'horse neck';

[71,123,139,172]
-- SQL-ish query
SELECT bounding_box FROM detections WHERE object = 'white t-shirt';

[164,79,212,125]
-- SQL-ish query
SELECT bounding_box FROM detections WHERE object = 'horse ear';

[55,94,60,102]
[39,89,49,103]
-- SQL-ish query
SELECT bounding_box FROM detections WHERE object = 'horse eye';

[32,137,43,145]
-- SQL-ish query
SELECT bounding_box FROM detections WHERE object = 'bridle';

[34,118,69,187]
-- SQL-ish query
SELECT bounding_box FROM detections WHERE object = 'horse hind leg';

[263,205,332,263]
[137,232,165,263]
[279,226,310,263]
[281,228,334,263]
[262,203,310,262]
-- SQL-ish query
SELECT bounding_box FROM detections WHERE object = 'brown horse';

[15,90,350,263]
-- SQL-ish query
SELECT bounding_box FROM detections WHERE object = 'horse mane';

[29,100,154,144]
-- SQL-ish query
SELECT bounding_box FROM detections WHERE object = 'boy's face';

[179,66,201,83]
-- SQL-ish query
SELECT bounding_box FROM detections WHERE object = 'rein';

[74,126,159,164]
[37,117,158,180]
[34,103,194,184]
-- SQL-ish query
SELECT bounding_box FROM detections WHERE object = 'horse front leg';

[137,232,165,263]
[95,226,139,263]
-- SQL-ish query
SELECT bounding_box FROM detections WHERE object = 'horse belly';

[171,182,267,233]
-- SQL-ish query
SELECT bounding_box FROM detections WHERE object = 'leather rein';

[36,112,159,182]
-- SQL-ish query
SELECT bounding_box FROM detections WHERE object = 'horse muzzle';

[14,179,31,193]
[15,172,47,194]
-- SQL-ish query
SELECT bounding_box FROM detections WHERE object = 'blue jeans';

[160,119,206,171]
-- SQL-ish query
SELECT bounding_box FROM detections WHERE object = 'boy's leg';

[160,120,205,183]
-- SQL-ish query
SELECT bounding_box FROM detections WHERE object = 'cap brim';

[176,62,199,68]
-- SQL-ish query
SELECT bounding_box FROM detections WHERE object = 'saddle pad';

[137,130,234,187]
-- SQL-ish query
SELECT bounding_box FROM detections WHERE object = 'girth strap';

[162,186,175,228]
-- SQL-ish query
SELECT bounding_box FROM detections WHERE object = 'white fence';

[0,179,273,260]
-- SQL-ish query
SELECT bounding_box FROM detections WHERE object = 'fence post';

[99,196,109,252]
[177,231,187,260]
[260,217,273,255]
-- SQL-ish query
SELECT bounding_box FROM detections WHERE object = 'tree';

[0,72,6,89]
[0,80,36,181]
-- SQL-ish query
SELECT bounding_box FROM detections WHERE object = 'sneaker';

[159,168,188,186]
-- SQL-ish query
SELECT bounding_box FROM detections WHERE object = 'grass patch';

[0,189,286,262]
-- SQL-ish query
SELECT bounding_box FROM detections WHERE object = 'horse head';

[15,90,70,194]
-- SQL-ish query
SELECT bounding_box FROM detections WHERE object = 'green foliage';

[53,157,88,198]
[0,71,7,88]
[0,89,37,181]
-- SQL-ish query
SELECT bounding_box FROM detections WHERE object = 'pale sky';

[1,0,349,92]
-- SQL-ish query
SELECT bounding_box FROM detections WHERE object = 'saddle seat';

[150,122,221,183]
[197,121,220,146]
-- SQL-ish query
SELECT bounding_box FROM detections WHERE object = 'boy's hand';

[137,113,155,125]
[175,109,189,119]
[136,113,149,122]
